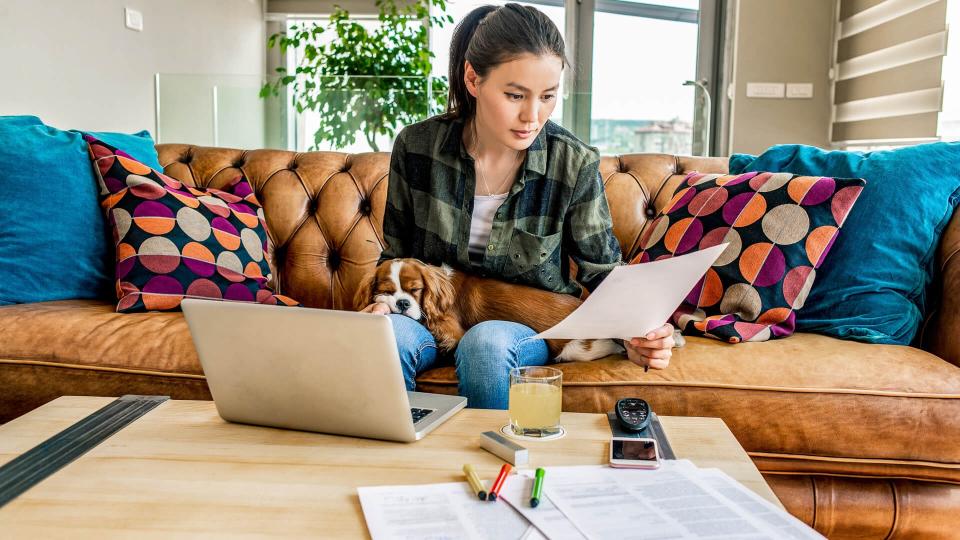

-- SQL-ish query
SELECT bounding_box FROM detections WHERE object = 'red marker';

[487,463,512,501]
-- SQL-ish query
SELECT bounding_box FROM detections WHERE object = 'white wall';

[0,0,266,136]
[727,0,835,155]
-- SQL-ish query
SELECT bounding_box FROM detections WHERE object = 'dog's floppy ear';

[421,264,456,323]
[353,268,378,311]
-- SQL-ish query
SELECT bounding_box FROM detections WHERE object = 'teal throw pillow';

[0,115,43,127]
[0,120,110,304]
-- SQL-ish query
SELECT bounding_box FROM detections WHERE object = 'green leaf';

[259,0,450,150]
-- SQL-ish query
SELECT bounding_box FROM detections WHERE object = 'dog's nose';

[396,299,411,312]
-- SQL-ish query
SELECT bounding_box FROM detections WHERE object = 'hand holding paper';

[534,244,728,341]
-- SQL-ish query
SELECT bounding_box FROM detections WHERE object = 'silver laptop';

[180,299,467,442]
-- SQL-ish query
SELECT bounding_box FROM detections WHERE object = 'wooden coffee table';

[0,396,781,537]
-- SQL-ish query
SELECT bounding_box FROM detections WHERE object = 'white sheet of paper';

[520,463,692,540]
[694,469,825,540]
[499,472,588,540]
[535,244,729,340]
[358,482,530,540]
[501,460,819,540]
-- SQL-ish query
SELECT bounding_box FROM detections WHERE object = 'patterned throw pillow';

[630,171,865,343]
[85,135,299,312]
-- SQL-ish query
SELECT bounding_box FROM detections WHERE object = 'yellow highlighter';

[463,464,487,501]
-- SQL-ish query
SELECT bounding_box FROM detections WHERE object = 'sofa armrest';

[927,208,960,367]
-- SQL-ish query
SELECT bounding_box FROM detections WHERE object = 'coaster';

[500,424,566,442]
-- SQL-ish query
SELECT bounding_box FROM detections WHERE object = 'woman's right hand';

[361,302,391,315]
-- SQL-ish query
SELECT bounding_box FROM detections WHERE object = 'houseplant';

[262,0,453,151]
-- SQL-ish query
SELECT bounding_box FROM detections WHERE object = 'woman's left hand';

[625,323,675,370]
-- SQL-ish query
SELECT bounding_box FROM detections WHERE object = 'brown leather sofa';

[2,143,959,539]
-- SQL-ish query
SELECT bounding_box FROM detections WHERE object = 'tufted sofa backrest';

[156,144,728,309]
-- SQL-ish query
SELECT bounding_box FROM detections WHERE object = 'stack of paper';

[358,460,824,540]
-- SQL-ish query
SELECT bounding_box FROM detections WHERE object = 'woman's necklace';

[466,121,525,196]
[474,148,523,197]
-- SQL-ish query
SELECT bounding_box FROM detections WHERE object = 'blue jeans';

[387,314,550,409]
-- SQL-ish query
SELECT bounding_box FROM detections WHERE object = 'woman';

[361,3,675,409]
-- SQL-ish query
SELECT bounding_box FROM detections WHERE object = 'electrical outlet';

[786,83,814,99]
[746,82,785,99]
[125,8,143,32]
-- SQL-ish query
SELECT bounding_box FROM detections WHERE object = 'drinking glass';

[508,366,562,437]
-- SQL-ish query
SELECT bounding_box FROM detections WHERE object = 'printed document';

[694,468,824,540]
[534,244,728,340]
[358,481,531,540]
[358,461,824,540]
[499,462,825,540]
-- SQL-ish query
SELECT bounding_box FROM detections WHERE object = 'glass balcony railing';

[156,74,444,153]
[155,75,700,156]
[155,73,276,149]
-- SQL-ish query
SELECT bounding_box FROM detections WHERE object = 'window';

[284,1,712,154]
[938,0,960,141]
[286,18,419,153]
[830,0,950,149]
[590,7,699,154]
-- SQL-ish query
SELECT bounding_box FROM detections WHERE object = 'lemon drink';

[509,381,562,436]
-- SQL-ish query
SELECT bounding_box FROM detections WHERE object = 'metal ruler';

[607,411,677,460]
[647,412,677,460]
[0,395,168,508]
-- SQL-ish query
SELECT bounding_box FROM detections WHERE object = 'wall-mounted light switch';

[746,82,785,98]
[786,83,814,98]
[125,8,143,32]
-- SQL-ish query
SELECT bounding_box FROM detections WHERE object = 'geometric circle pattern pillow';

[630,171,865,343]
[84,135,299,312]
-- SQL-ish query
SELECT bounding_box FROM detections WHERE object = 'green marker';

[529,468,545,508]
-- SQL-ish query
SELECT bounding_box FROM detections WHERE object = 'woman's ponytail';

[446,5,498,120]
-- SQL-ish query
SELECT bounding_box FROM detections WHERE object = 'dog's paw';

[673,328,686,348]
[556,339,625,362]
[436,336,459,355]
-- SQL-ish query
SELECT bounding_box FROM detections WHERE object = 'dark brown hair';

[445,3,570,120]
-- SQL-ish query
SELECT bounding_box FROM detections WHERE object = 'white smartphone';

[609,436,660,469]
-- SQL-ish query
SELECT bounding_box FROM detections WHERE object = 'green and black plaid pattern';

[381,115,622,295]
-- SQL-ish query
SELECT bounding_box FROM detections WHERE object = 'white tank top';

[468,193,508,256]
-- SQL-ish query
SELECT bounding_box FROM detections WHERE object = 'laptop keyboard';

[411,407,434,424]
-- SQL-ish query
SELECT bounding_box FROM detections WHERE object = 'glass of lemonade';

[508,366,562,437]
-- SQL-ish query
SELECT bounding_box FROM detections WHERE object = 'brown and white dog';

[354,258,625,361]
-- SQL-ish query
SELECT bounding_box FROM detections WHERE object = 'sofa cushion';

[0,118,112,304]
[417,334,960,482]
[0,300,211,423]
[0,300,201,375]
[78,129,161,171]
[0,117,164,307]
[0,115,42,127]
[630,171,864,343]
[730,143,960,345]
[0,118,161,169]
[86,136,299,312]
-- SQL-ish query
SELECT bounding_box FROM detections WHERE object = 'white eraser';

[480,431,529,466]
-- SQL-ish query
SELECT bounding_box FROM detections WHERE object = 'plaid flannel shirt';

[380,114,622,295]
